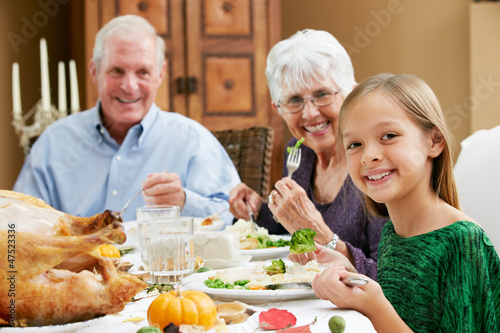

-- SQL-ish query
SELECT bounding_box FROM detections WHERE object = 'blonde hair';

[338,73,460,217]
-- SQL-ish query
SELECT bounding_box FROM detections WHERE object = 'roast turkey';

[0,190,147,327]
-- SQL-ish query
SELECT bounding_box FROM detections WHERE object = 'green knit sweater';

[378,220,500,332]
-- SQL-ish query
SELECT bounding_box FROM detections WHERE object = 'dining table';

[72,221,377,333]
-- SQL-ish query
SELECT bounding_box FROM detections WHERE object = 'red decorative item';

[259,308,297,330]
[279,325,312,333]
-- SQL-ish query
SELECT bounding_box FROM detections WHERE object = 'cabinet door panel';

[186,0,267,129]
[83,0,183,114]
[204,56,253,114]
[119,0,169,35]
[204,0,251,36]
[80,0,283,185]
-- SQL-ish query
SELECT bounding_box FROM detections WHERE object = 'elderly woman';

[229,29,387,279]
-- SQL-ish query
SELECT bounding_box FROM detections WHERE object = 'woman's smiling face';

[278,77,344,156]
[341,92,434,206]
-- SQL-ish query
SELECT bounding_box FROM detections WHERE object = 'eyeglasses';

[277,91,340,114]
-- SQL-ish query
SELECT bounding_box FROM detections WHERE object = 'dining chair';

[454,125,500,252]
[212,126,274,198]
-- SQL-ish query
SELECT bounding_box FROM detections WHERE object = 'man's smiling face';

[90,32,164,135]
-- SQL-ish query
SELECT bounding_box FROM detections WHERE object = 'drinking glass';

[136,205,180,263]
[144,217,194,285]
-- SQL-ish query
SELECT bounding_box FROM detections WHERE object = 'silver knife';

[246,201,259,232]
[265,276,368,290]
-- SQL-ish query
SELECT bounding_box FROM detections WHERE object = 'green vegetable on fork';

[289,228,317,254]
[286,137,305,154]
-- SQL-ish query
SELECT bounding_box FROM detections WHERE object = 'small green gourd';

[328,315,346,333]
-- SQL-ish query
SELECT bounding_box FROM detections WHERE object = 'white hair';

[265,29,356,104]
[92,15,165,72]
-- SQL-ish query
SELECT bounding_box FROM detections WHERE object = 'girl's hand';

[288,244,356,273]
[228,183,262,220]
[313,266,414,332]
[269,178,334,244]
[312,266,382,312]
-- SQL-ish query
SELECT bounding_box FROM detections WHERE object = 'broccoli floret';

[256,235,272,249]
[290,228,317,254]
[264,259,286,274]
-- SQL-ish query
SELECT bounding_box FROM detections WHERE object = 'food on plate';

[201,217,214,225]
[239,236,259,250]
[118,245,135,256]
[216,301,255,324]
[290,228,317,254]
[146,283,175,294]
[0,190,146,327]
[263,259,286,274]
[204,260,320,290]
[93,243,121,258]
[225,219,290,250]
[196,267,213,273]
[137,326,162,333]
[198,210,224,227]
[147,288,217,331]
[193,231,241,260]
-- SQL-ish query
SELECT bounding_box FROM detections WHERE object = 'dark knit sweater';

[378,220,500,332]
[259,138,388,280]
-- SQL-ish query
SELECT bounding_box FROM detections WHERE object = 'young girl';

[304,73,500,332]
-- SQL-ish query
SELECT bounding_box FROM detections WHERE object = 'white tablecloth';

[74,223,376,333]
[75,296,375,333]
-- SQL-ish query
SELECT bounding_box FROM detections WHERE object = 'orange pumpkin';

[93,244,121,258]
[147,288,217,330]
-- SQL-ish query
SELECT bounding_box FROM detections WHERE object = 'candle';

[69,60,80,113]
[58,61,67,113]
[40,38,51,112]
[12,62,22,118]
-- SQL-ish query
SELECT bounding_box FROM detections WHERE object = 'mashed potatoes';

[224,219,269,241]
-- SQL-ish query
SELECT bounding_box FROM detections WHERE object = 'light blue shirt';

[13,103,241,224]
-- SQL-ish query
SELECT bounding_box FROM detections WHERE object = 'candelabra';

[11,102,67,156]
[12,38,79,156]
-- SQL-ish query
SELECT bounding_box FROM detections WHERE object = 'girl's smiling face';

[341,92,435,206]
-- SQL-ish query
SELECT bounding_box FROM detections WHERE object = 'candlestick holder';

[12,101,67,156]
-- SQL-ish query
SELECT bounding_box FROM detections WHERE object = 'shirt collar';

[92,101,160,146]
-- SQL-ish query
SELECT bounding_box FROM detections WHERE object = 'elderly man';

[14,15,241,223]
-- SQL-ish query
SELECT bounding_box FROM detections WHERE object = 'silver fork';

[113,188,143,220]
[286,147,301,178]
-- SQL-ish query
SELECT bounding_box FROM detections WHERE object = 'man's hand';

[141,171,185,209]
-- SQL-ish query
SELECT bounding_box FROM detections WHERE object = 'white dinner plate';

[203,255,252,269]
[194,218,226,231]
[241,235,291,260]
[183,270,316,303]
[124,218,226,238]
[1,316,105,333]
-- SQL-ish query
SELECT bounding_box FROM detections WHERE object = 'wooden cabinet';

[77,0,283,184]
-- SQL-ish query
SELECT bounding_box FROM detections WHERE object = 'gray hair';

[92,15,165,72]
[265,29,356,104]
